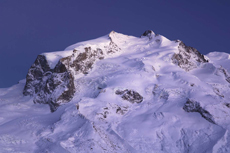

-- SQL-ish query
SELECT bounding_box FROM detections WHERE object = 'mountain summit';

[1,30,230,152]
[23,30,208,112]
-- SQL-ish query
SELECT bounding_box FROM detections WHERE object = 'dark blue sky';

[0,0,230,88]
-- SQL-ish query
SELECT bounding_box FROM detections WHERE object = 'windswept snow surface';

[1,31,230,152]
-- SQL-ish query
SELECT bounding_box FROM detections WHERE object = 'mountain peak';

[108,30,128,39]
[109,30,116,35]
[141,30,155,37]
[3,30,230,152]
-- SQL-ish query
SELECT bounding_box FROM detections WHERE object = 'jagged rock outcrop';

[172,41,208,71]
[183,99,215,124]
[23,55,75,111]
[217,66,230,83]
[23,38,121,111]
[115,89,143,103]
[225,103,230,108]
[23,55,52,96]
[141,30,155,39]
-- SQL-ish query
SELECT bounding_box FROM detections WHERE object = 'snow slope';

[1,30,230,153]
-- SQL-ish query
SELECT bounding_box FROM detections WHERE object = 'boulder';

[115,89,143,103]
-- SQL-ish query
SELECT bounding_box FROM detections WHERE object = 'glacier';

[0,30,230,152]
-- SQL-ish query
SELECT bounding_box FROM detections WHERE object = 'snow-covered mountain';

[1,30,230,153]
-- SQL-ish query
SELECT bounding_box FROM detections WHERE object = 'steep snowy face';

[23,30,208,111]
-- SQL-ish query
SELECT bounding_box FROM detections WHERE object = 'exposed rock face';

[225,103,230,108]
[106,42,120,54]
[23,55,75,111]
[23,55,51,96]
[23,41,120,112]
[172,41,208,71]
[183,99,215,124]
[141,30,155,39]
[115,89,143,103]
[217,66,230,83]
[61,47,104,74]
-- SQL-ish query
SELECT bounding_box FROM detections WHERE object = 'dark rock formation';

[172,41,208,71]
[23,40,120,112]
[116,106,128,115]
[23,55,52,96]
[183,99,215,124]
[217,66,230,84]
[141,30,153,36]
[23,55,75,112]
[225,103,230,108]
[115,89,143,103]
[213,88,224,98]
[141,30,155,39]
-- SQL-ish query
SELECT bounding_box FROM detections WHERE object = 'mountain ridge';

[23,30,208,111]
[1,30,230,152]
